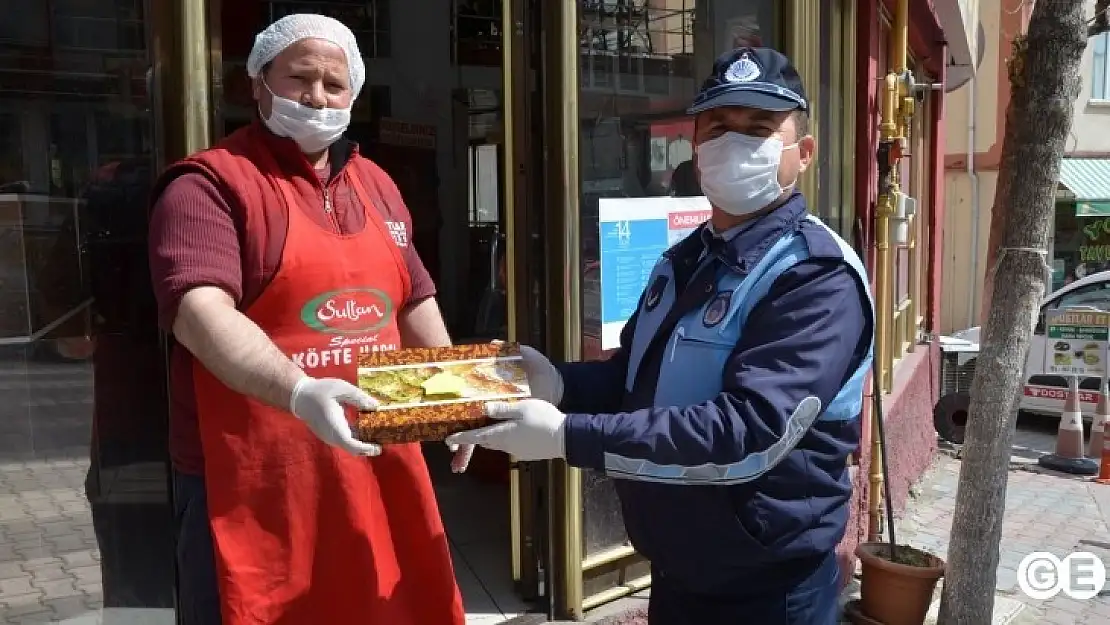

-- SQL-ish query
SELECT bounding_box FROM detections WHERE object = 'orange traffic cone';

[1090,379,1110,459]
[1097,422,1110,484]
[1039,376,1099,475]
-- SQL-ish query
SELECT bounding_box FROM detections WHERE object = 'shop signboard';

[1044,308,1110,377]
[596,196,712,350]
[1076,201,1110,217]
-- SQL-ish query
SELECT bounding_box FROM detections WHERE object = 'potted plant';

[845,367,945,625]
[852,542,945,625]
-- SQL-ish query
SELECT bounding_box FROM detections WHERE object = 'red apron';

[191,159,465,624]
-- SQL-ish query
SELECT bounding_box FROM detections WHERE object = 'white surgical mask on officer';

[695,132,799,216]
[260,80,352,154]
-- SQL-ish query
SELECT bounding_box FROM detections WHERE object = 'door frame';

[502,0,549,608]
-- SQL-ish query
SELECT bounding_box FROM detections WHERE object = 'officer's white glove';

[445,399,566,462]
[290,376,382,457]
[519,345,564,405]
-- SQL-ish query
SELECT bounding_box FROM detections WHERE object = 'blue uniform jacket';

[557,194,873,595]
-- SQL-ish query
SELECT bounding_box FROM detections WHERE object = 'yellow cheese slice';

[421,372,467,398]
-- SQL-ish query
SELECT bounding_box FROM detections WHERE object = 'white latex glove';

[519,345,564,405]
[289,376,382,456]
[445,441,475,474]
[445,399,566,461]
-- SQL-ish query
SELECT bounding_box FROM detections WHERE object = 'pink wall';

[839,0,947,588]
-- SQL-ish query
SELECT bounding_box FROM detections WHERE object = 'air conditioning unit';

[934,331,980,445]
[939,349,977,397]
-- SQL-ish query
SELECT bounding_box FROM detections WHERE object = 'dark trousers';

[173,471,223,625]
[647,551,841,625]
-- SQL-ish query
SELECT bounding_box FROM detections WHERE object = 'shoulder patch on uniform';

[645,275,669,312]
[703,291,732,327]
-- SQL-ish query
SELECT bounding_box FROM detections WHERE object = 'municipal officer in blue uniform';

[449,47,875,625]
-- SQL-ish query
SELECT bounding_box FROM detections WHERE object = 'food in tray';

[421,372,468,399]
[357,362,528,407]
[1055,353,1072,366]
[354,343,532,444]
[1055,341,1072,352]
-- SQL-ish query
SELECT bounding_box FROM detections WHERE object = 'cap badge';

[724,54,761,83]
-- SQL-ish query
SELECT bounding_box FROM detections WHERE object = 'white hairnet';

[246,14,365,98]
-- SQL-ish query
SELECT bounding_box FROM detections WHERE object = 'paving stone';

[0,578,35,598]
[32,579,80,600]
[891,449,1110,624]
[44,595,90,620]
[59,552,95,569]
[68,566,98,584]
[996,566,1018,592]
[8,613,59,624]
[28,564,68,584]
[48,534,87,552]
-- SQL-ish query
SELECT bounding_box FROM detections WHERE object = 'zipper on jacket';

[669,326,684,362]
[322,186,342,232]
[671,326,728,362]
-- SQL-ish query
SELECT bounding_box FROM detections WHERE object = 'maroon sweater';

[149,133,435,476]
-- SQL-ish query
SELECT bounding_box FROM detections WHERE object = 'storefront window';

[815,0,855,236]
[575,0,778,570]
[0,1,173,620]
[1052,203,1110,292]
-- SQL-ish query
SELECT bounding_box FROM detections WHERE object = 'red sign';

[668,211,712,230]
[1023,385,1099,404]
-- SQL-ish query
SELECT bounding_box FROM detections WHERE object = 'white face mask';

[695,132,798,216]
[260,81,352,154]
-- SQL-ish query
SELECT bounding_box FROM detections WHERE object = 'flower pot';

[855,542,945,625]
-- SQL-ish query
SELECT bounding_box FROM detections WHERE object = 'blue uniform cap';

[687,47,808,114]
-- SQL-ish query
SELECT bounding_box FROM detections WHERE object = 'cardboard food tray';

[356,342,530,443]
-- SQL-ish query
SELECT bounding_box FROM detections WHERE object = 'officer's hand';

[290,376,382,457]
[445,400,566,461]
[519,345,564,405]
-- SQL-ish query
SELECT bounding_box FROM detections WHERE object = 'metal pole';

[178,0,211,155]
[869,0,910,542]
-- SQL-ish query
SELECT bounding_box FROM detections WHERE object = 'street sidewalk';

[848,453,1110,625]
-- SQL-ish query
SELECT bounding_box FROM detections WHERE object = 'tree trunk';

[937,1,1089,623]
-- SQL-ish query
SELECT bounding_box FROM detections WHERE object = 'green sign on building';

[1076,201,1110,217]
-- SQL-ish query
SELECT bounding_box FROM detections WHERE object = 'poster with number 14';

[597,196,713,350]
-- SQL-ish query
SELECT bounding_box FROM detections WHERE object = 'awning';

[1061,159,1110,216]
[934,0,979,75]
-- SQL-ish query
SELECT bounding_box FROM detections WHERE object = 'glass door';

[0,0,179,622]
[550,0,816,619]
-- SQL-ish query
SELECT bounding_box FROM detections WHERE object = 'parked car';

[934,270,1110,443]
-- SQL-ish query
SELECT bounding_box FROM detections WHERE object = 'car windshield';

[1054,283,1110,312]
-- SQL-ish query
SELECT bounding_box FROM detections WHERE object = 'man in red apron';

[147,14,468,624]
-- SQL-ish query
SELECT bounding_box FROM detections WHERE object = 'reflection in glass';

[576,0,776,559]
[0,0,173,621]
